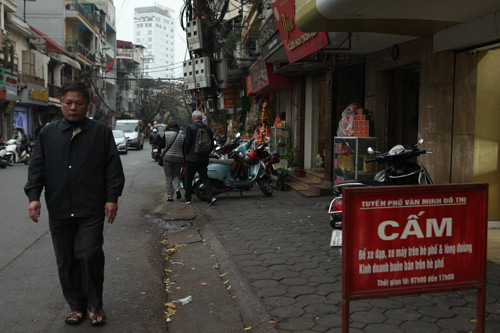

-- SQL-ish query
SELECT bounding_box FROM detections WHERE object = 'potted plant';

[285,146,304,177]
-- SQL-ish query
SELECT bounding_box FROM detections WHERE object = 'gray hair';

[192,110,203,121]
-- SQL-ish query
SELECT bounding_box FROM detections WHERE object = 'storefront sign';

[262,31,282,59]
[117,52,133,59]
[342,184,488,332]
[0,67,4,89]
[4,69,18,95]
[272,0,329,63]
[29,89,49,103]
[223,89,236,109]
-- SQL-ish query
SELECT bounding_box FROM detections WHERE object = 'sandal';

[88,307,106,326]
[65,311,86,325]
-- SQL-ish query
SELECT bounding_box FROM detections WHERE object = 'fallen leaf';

[231,296,237,299]
[269,320,276,324]
[470,319,477,323]
[244,327,252,331]
[223,280,229,284]
[227,285,231,290]
[200,282,208,286]
[219,272,227,277]
[213,265,220,269]
[140,291,147,295]
[190,267,196,270]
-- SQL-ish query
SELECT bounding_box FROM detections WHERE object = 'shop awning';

[48,97,61,107]
[60,54,81,70]
[7,13,35,38]
[246,59,295,96]
[295,0,500,36]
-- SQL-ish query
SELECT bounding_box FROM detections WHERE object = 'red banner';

[223,89,236,109]
[343,184,488,298]
[272,0,329,63]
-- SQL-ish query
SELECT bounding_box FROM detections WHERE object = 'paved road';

[0,147,167,332]
[162,187,500,332]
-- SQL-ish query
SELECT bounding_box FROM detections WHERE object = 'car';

[153,123,167,137]
[112,130,128,154]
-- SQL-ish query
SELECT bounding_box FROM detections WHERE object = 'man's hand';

[28,201,41,223]
[105,202,118,224]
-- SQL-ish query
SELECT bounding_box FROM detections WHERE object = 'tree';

[137,79,185,124]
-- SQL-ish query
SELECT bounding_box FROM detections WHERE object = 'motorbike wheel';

[7,155,14,166]
[23,158,30,165]
[0,162,6,169]
[275,173,285,191]
[194,180,209,201]
[258,176,273,197]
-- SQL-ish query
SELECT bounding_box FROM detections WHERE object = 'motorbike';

[4,139,30,166]
[328,138,433,250]
[151,144,161,161]
[211,134,242,160]
[0,141,8,168]
[255,141,285,190]
[193,137,273,201]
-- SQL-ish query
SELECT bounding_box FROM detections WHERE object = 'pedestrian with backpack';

[183,110,216,205]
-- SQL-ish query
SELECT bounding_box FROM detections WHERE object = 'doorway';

[385,64,420,149]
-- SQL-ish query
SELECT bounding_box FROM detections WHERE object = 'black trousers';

[184,160,213,202]
[49,216,105,312]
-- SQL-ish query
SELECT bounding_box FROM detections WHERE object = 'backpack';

[193,124,212,154]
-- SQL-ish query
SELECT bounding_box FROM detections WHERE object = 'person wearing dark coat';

[24,81,125,327]
[182,110,216,205]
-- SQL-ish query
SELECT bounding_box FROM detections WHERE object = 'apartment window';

[136,31,140,35]
[22,51,35,76]
[148,30,152,35]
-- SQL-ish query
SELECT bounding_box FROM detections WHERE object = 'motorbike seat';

[209,158,234,165]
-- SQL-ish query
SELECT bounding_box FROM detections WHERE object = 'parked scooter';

[193,137,273,200]
[255,141,285,190]
[328,138,433,249]
[0,141,8,168]
[211,134,242,160]
[4,139,30,165]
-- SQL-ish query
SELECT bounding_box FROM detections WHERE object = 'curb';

[196,217,279,333]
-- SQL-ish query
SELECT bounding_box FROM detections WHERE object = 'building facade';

[134,4,175,79]
[18,0,117,125]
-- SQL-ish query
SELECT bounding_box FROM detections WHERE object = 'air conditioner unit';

[257,14,264,20]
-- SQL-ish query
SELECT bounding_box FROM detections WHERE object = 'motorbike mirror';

[235,133,241,138]
[367,147,375,155]
[416,138,424,146]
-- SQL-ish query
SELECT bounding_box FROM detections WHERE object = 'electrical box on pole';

[183,57,211,90]
[187,19,203,51]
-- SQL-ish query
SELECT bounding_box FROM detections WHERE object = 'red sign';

[223,89,235,109]
[342,184,488,332]
[272,0,330,63]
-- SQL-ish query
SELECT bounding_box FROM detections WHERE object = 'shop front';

[16,83,49,138]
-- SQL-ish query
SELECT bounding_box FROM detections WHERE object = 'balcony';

[19,73,44,87]
[66,42,96,63]
[65,1,98,28]
[48,83,61,98]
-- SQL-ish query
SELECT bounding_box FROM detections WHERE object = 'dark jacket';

[183,121,213,164]
[24,118,125,219]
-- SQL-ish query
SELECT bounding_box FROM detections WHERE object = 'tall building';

[134,4,175,79]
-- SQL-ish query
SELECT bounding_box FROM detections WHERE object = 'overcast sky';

[114,0,188,78]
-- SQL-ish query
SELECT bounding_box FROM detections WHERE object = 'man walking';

[183,110,216,205]
[24,81,125,326]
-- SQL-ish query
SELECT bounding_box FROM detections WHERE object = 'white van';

[115,119,144,150]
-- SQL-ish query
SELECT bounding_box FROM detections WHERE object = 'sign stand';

[341,184,488,332]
